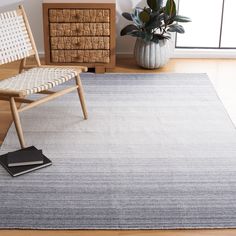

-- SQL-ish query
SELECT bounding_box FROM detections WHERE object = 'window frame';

[174,0,236,50]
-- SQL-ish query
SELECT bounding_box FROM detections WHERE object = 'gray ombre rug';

[0,73,236,229]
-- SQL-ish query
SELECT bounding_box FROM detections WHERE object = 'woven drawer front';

[51,37,110,50]
[50,23,110,36]
[49,9,110,23]
[51,50,110,63]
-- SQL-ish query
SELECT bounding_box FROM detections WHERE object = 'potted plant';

[120,0,191,69]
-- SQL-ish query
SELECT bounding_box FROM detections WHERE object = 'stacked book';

[0,146,52,177]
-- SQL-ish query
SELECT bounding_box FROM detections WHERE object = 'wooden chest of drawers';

[43,1,116,73]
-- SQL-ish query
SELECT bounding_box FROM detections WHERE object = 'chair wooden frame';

[0,5,88,149]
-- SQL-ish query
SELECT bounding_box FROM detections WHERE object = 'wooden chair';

[0,5,88,148]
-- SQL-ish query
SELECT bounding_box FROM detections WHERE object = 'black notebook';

[7,149,44,167]
[0,146,52,177]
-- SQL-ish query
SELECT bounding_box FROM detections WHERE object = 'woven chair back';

[0,9,35,65]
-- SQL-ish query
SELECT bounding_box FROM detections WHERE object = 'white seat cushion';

[0,67,77,95]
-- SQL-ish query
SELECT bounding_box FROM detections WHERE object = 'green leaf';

[151,34,171,43]
[139,10,150,23]
[131,7,144,27]
[145,7,152,14]
[134,7,143,17]
[146,13,164,30]
[120,24,139,36]
[122,12,133,21]
[151,36,159,44]
[131,14,142,27]
[167,24,185,33]
[129,31,146,39]
[174,15,191,23]
[165,0,176,18]
[147,0,163,11]
[144,32,153,42]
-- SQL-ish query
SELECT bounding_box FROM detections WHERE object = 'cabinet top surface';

[43,0,115,3]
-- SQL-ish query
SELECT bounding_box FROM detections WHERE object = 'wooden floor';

[1,57,236,236]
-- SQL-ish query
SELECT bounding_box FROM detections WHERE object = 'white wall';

[0,0,146,55]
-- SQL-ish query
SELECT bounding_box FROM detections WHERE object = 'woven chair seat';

[0,67,78,96]
[0,6,88,148]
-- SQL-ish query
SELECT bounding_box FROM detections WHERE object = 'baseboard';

[116,53,134,59]
[173,49,236,58]
[38,51,236,60]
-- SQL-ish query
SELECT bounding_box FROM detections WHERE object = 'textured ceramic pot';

[134,38,171,69]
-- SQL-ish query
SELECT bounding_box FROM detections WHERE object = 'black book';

[7,149,44,167]
[0,146,52,177]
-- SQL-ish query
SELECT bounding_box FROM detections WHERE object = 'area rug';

[0,73,236,229]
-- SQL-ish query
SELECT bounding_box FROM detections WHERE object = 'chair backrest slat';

[0,7,36,65]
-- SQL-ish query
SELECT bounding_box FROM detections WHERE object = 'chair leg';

[75,75,88,120]
[9,97,26,148]
[19,58,26,73]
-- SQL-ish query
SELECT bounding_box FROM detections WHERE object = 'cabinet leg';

[95,66,105,74]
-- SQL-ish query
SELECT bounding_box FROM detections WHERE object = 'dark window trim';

[219,0,225,48]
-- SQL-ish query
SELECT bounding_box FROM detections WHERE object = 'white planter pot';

[134,38,171,69]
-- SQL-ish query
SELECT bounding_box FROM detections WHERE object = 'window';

[176,0,236,49]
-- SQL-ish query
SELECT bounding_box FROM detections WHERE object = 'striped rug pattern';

[0,73,236,229]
